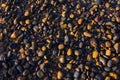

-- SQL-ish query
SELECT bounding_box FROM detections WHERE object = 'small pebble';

[87,54,92,61]
[57,71,63,79]
[105,41,111,48]
[0,18,3,23]
[90,38,97,48]
[105,49,111,56]
[37,70,44,78]
[37,51,44,57]
[77,18,83,25]
[105,76,111,80]
[109,72,118,80]
[41,46,46,51]
[83,31,92,37]
[10,32,17,39]
[24,11,29,16]
[59,55,64,63]
[67,48,72,56]
[74,71,79,78]
[66,63,72,69]
[99,57,106,66]
[0,33,3,40]
[92,50,99,59]
[69,13,74,19]
[107,60,112,67]
[74,50,80,56]
[114,43,119,53]
[1,3,7,8]
[58,44,64,50]
[25,19,30,24]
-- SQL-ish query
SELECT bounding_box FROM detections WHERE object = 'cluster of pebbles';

[0,0,120,80]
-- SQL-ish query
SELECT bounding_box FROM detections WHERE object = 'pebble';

[25,19,30,24]
[114,43,119,53]
[105,49,111,56]
[69,13,74,19]
[66,63,72,70]
[99,57,106,66]
[105,41,111,48]
[22,70,29,76]
[105,3,110,8]
[59,55,65,63]
[24,11,29,16]
[92,50,99,59]
[37,70,44,78]
[83,31,92,37]
[107,60,112,67]
[90,38,97,48]
[74,71,79,78]
[37,51,44,57]
[0,33,3,40]
[0,18,3,23]
[1,3,7,8]
[87,54,92,61]
[109,72,118,80]
[74,50,80,56]
[107,34,112,40]
[87,24,92,30]
[58,44,64,50]
[116,17,120,23]
[19,48,25,53]
[10,32,17,39]
[57,71,63,79]
[67,48,72,56]
[105,76,111,80]
[41,46,46,51]
[77,18,83,25]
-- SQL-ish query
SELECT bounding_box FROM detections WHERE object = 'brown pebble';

[90,38,97,48]
[1,3,7,8]
[19,48,25,53]
[0,33,3,40]
[114,43,119,53]
[83,31,92,37]
[69,13,74,19]
[105,76,111,80]
[24,11,29,16]
[67,48,72,56]
[41,46,46,51]
[57,71,63,79]
[25,19,30,24]
[109,72,118,79]
[105,49,111,56]
[111,57,119,64]
[74,50,80,56]
[105,41,111,48]
[116,17,120,23]
[10,32,17,39]
[94,16,99,22]
[107,34,112,40]
[59,55,64,63]
[77,18,83,25]
[0,18,3,23]
[58,44,64,50]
